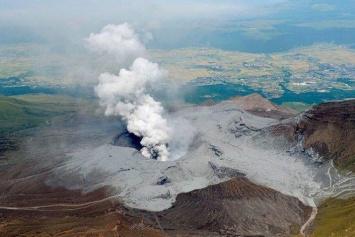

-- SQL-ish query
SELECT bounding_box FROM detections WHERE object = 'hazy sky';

[0,0,354,51]
[0,0,288,42]
[1,0,288,19]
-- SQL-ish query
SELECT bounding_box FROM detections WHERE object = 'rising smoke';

[86,23,146,64]
[86,23,172,161]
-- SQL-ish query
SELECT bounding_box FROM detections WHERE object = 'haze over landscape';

[0,1,354,237]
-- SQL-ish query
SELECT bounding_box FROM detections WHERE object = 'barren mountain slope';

[151,177,311,237]
[297,100,355,172]
[231,93,296,119]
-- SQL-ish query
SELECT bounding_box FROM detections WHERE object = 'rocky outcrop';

[152,177,311,237]
[268,99,355,173]
[297,100,355,172]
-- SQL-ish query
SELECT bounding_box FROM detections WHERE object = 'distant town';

[1,43,354,102]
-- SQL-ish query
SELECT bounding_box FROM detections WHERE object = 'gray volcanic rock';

[47,100,354,211]
[208,161,246,179]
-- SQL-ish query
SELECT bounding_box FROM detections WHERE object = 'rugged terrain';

[152,177,310,236]
[0,162,311,237]
[297,100,355,173]
[269,99,355,173]
[0,95,354,236]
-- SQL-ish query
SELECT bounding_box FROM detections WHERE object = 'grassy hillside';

[281,102,314,112]
[0,94,93,136]
[311,197,355,237]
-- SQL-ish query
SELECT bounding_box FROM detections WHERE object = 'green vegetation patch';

[281,102,314,112]
[0,94,93,137]
[312,197,355,237]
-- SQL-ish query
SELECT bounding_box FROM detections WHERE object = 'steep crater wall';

[298,100,355,173]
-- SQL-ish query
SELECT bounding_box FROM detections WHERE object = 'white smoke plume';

[86,23,172,161]
[86,23,145,64]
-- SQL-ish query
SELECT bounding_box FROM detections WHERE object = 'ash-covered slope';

[48,99,354,212]
[1,95,354,236]
[153,177,311,237]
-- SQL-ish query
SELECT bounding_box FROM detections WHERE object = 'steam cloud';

[86,23,145,63]
[86,23,171,161]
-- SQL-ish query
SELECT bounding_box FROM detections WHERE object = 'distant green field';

[0,94,93,137]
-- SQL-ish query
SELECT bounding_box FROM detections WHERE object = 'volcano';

[0,96,354,236]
